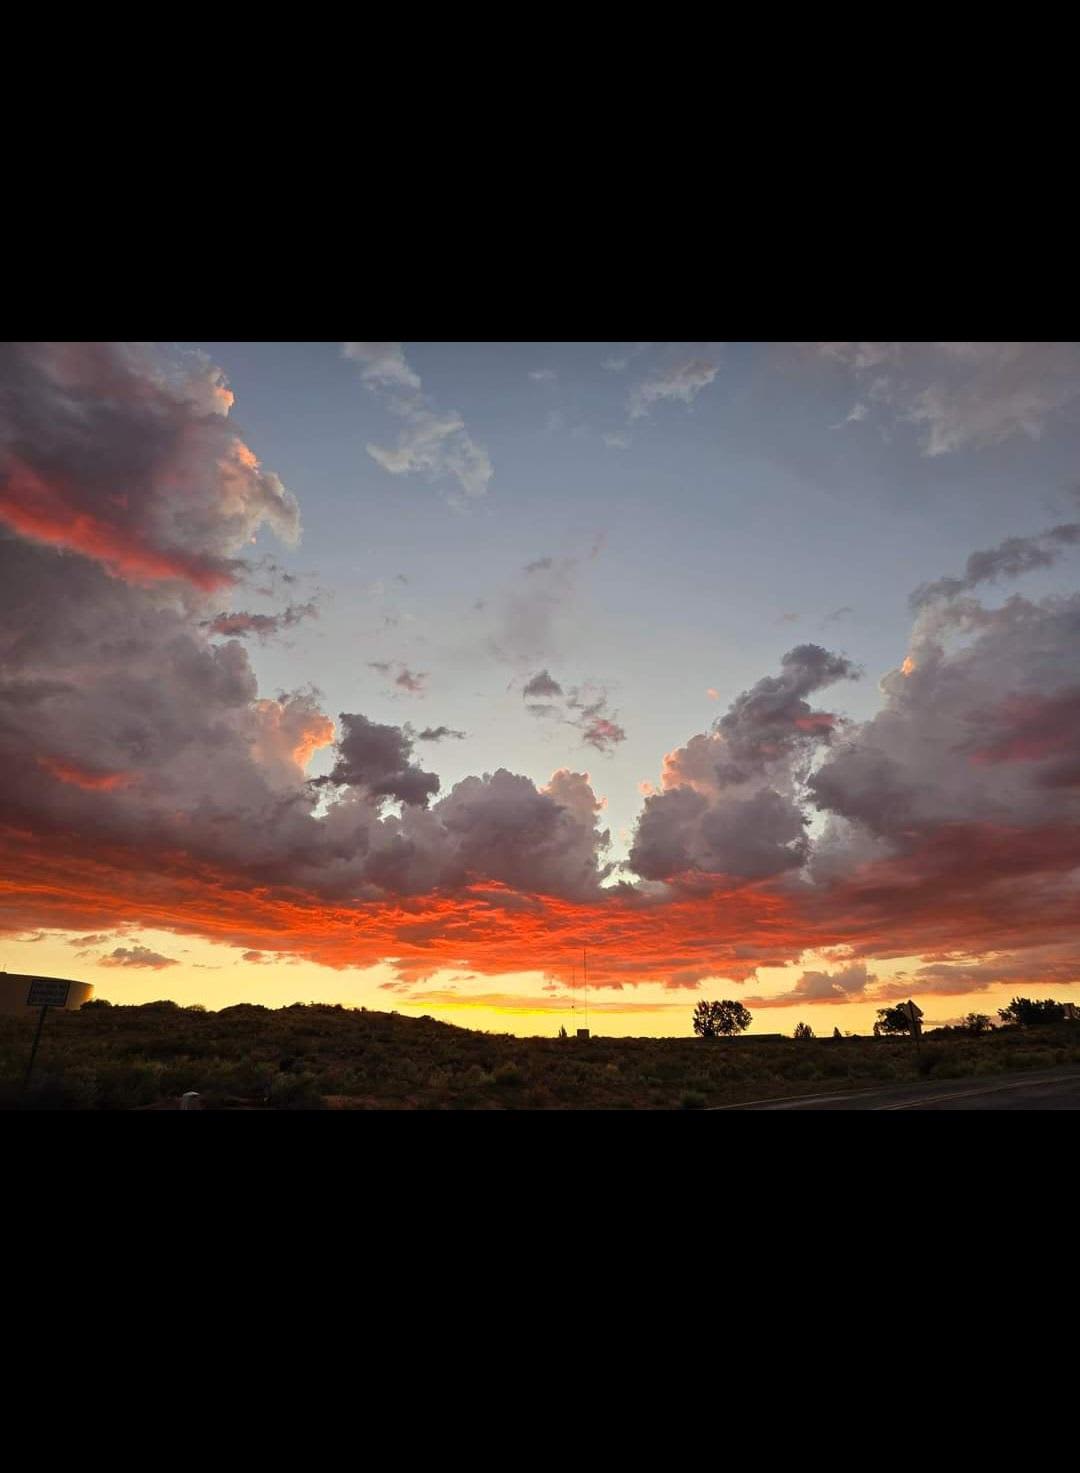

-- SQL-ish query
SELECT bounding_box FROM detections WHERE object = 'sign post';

[23,978,70,1092]
[903,998,924,1052]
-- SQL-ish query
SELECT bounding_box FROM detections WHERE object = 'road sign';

[903,999,923,1040]
[27,978,70,1008]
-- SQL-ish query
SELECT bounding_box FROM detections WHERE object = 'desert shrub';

[93,1061,166,1109]
[267,1071,326,1110]
[493,1061,525,1087]
[919,1048,942,1084]
[680,1091,707,1110]
[459,1064,495,1090]
[789,1060,819,1081]
[0,1072,97,1110]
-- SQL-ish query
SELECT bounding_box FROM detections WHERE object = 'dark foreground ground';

[4,1000,1080,1109]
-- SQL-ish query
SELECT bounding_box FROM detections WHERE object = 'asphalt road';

[713,1064,1080,1111]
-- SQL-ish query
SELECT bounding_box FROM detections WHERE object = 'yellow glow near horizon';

[0,928,1060,1040]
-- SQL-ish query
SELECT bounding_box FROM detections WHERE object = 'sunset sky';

[3,340,1080,1035]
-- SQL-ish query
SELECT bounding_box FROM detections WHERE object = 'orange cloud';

[37,756,138,792]
[0,459,235,591]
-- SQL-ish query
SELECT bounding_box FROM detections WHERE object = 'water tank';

[0,973,94,1016]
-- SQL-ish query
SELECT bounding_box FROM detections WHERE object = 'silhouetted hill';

[2,1000,1079,1109]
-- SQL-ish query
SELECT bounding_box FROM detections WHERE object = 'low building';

[0,973,94,1016]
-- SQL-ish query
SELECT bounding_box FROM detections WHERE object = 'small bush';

[917,1046,955,1078]
[267,1071,326,1110]
[680,1090,707,1110]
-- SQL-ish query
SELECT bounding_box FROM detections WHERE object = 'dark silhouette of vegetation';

[963,1013,993,1035]
[693,999,752,1038]
[998,997,1066,1027]
[2,999,1079,1110]
[874,1005,914,1037]
[833,1027,843,1040]
[794,1022,814,1040]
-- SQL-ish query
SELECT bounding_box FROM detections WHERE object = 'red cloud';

[37,756,138,792]
[0,458,237,592]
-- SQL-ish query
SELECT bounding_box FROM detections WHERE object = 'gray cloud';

[314,713,439,807]
[911,523,1080,608]
[341,342,421,391]
[819,342,1080,455]
[630,645,857,881]
[100,945,178,970]
[0,342,299,590]
[524,669,563,699]
[344,342,493,507]
[629,350,721,420]
[204,601,318,640]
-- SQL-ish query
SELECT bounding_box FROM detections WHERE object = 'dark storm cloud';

[315,713,440,807]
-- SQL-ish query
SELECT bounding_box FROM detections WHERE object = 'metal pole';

[24,1005,49,1092]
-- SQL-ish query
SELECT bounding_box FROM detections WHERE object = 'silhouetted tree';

[963,1012,992,1035]
[833,1026,842,1040]
[694,999,752,1038]
[998,997,1065,1027]
[557,1025,568,1039]
[794,1022,814,1040]
[874,1005,913,1037]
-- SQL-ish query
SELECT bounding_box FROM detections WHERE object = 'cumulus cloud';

[313,713,440,807]
[807,589,1080,852]
[630,645,858,881]
[0,342,299,590]
[747,960,876,1008]
[344,342,492,507]
[100,944,178,969]
[7,343,1080,1009]
[818,342,1080,455]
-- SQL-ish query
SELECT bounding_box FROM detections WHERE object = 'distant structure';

[1064,1003,1078,1022]
[576,1028,590,1040]
[0,973,93,1016]
[903,999,924,1038]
